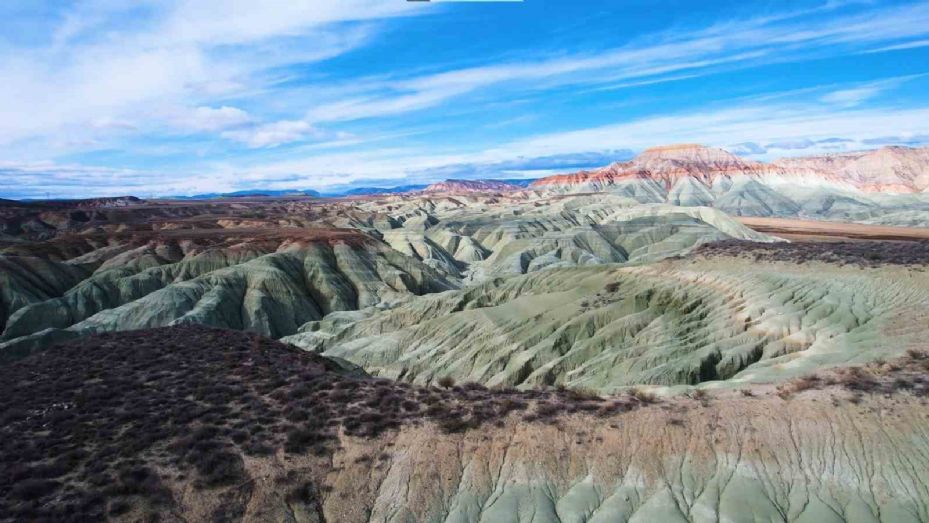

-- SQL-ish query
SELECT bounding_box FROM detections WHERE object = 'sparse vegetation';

[13,324,924,520]
[776,352,929,400]
[630,387,657,404]
[695,239,929,267]
[1,325,658,519]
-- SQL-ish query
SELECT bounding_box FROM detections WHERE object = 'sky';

[1,0,929,199]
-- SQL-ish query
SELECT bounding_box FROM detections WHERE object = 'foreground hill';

[530,144,929,224]
[2,325,927,522]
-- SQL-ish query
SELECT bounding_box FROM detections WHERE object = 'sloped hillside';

[287,241,929,392]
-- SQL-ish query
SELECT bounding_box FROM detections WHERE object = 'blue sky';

[1,0,929,198]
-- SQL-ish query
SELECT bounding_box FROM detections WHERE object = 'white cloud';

[4,1,929,198]
[728,142,767,156]
[90,117,138,131]
[221,120,317,148]
[488,104,929,161]
[306,2,929,123]
[820,86,885,107]
[7,96,929,199]
[205,99,929,192]
[819,74,925,107]
[157,0,419,47]
[183,106,251,132]
[0,0,427,151]
[0,161,199,200]
[864,38,929,54]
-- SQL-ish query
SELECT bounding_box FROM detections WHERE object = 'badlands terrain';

[2,144,929,522]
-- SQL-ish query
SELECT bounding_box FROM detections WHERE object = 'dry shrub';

[791,374,821,393]
[835,367,878,392]
[630,387,657,404]
[564,387,601,402]
[694,239,929,267]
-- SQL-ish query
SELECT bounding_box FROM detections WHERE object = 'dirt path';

[738,217,929,242]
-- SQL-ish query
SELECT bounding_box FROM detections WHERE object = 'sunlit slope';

[288,252,929,392]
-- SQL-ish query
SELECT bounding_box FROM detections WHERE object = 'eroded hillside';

[2,188,929,522]
[286,241,929,392]
[0,193,776,359]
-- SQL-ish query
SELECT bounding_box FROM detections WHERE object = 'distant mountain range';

[523,144,929,223]
[422,179,534,193]
[171,189,321,200]
[4,196,144,208]
[333,184,429,196]
[10,145,929,211]
[163,179,537,200]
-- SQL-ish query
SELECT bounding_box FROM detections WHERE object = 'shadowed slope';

[0,230,454,360]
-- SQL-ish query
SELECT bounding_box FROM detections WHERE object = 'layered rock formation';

[530,144,929,224]
[4,151,929,522]
[533,144,929,194]
[771,146,929,193]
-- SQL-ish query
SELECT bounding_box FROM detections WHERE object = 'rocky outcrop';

[321,394,929,523]
[533,144,929,194]
[0,192,786,358]
[0,256,90,331]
